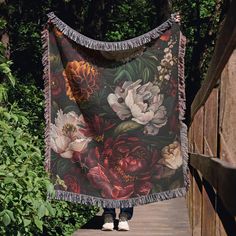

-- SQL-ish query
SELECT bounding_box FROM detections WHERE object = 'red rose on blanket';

[51,72,65,97]
[72,146,100,169]
[71,115,115,167]
[160,29,171,42]
[64,175,80,193]
[87,135,161,198]
[103,135,158,174]
[79,114,116,142]
[87,164,134,199]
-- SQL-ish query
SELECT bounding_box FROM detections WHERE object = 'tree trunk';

[0,0,9,59]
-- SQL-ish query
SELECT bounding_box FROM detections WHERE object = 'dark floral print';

[47,21,187,201]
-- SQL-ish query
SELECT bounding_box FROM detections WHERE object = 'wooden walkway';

[72,197,191,236]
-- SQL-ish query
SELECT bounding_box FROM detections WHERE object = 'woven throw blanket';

[41,12,190,208]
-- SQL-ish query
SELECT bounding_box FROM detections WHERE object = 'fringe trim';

[178,32,187,121]
[178,31,191,192]
[46,11,179,51]
[180,121,191,192]
[47,186,188,208]
[41,23,51,172]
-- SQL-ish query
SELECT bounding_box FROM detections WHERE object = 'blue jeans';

[103,207,134,220]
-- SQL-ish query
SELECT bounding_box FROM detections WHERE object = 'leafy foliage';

[0,18,99,235]
[104,0,156,40]
[171,0,226,123]
[0,101,98,235]
[0,18,15,102]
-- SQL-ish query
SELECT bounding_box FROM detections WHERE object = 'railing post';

[187,1,236,234]
[188,106,204,235]
[217,49,236,236]
[202,88,219,236]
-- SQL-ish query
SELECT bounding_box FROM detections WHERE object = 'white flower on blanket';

[50,109,92,159]
[107,79,168,135]
[158,141,183,169]
[156,45,177,83]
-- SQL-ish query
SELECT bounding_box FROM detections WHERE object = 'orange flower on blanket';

[63,60,99,102]
[160,30,171,42]
[53,27,63,38]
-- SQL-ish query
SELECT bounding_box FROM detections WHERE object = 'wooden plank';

[201,178,216,236]
[192,168,202,236]
[191,107,204,235]
[215,193,228,236]
[193,107,204,154]
[189,153,236,216]
[201,88,219,236]
[186,124,194,223]
[188,124,194,153]
[219,49,236,164]
[204,88,218,157]
[191,0,236,120]
[215,192,236,236]
[188,123,194,231]
[188,166,193,231]
[72,197,191,236]
[217,48,236,236]
[204,88,222,236]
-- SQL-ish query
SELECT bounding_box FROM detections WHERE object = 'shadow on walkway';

[73,197,191,236]
[81,215,120,230]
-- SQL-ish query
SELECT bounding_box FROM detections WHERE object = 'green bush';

[0,102,99,236]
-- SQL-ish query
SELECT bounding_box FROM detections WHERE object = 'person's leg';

[119,207,134,220]
[102,208,116,231]
[102,208,116,219]
[118,207,134,231]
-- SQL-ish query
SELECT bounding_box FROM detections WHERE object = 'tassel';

[178,32,191,191]
[45,12,179,51]
[41,24,51,172]
[47,186,188,208]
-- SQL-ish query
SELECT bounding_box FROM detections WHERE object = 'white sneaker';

[118,213,130,231]
[102,214,114,231]
[118,220,130,231]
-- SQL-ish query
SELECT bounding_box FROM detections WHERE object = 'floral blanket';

[41,12,190,208]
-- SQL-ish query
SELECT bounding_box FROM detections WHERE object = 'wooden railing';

[187,0,236,235]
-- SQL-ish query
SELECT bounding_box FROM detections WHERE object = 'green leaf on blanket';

[143,133,176,149]
[114,69,133,83]
[114,120,142,136]
[163,96,176,117]
[142,67,150,83]
[151,184,162,193]
[56,158,73,177]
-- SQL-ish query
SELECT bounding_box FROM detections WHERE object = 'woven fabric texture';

[41,12,190,208]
